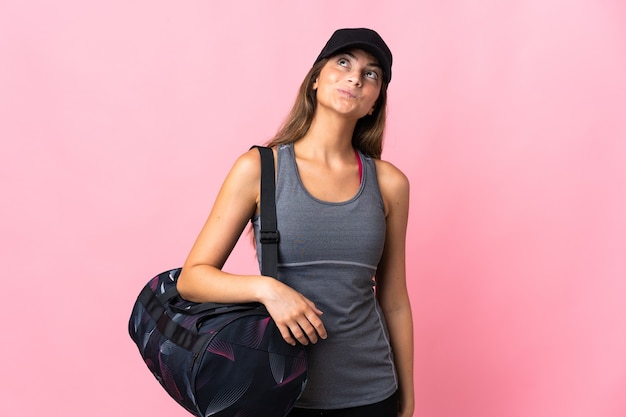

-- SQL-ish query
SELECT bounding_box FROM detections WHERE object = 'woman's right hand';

[258,278,327,346]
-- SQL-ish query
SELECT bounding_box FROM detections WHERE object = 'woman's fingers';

[276,324,297,346]
[289,321,311,345]
[296,319,319,344]
[261,281,328,345]
[276,321,312,346]
[275,311,327,346]
[305,310,327,341]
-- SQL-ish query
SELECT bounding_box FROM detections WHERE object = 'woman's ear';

[312,78,318,90]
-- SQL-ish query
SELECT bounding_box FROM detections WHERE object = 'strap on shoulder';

[251,146,279,278]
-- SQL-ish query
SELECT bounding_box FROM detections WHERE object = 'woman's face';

[313,48,383,121]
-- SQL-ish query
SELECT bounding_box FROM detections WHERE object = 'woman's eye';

[365,70,379,80]
[338,58,349,67]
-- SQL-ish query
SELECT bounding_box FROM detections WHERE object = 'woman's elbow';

[176,268,199,302]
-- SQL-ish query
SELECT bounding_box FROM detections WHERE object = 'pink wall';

[1,1,625,416]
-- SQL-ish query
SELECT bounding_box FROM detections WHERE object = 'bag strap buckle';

[260,230,280,244]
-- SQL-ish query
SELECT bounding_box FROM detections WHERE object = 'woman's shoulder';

[230,147,270,175]
[220,147,266,191]
[374,158,409,193]
[373,159,410,216]
[228,146,281,186]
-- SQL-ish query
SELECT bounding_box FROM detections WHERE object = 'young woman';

[177,28,414,417]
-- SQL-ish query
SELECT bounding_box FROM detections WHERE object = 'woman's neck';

[300,109,357,155]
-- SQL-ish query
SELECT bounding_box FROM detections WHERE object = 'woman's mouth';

[337,88,357,99]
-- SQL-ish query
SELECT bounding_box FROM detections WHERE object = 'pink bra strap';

[355,149,363,184]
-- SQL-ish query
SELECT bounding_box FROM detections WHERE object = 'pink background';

[1,1,625,416]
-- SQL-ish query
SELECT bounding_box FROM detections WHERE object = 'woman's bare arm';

[375,159,415,417]
[176,148,326,346]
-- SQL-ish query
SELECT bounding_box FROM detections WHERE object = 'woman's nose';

[347,71,362,86]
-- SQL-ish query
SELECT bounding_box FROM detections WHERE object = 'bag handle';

[169,299,264,316]
[253,145,279,279]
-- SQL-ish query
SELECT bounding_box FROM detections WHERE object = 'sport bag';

[128,146,307,417]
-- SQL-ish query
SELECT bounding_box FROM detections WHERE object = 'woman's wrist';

[254,275,279,305]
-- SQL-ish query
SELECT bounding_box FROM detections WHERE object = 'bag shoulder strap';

[252,146,279,279]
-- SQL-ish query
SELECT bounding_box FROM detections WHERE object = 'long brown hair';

[266,55,389,159]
